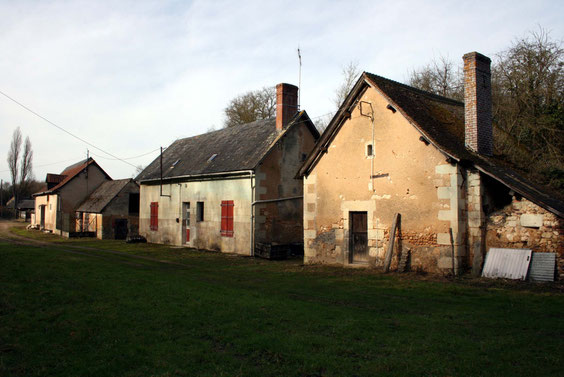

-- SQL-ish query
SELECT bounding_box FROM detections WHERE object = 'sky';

[0,0,562,186]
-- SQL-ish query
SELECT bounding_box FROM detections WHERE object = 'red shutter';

[220,200,234,237]
[150,202,158,231]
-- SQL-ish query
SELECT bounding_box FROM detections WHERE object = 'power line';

[0,89,137,168]
[90,148,160,161]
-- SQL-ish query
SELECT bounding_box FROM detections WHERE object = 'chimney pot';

[276,83,299,131]
[463,51,493,156]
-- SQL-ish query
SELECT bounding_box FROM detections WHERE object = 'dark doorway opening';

[350,211,368,263]
[115,219,128,240]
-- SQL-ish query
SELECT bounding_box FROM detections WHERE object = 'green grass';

[1,229,563,376]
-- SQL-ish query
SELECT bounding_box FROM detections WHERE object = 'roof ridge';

[364,72,464,107]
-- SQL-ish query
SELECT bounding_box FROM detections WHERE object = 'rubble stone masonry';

[486,197,563,279]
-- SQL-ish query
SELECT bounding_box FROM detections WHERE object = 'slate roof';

[137,111,318,182]
[34,158,111,196]
[17,200,35,210]
[77,179,137,213]
[299,72,564,217]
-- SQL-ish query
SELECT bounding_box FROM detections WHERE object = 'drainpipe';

[247,170,255,256]
[359,101,375,191]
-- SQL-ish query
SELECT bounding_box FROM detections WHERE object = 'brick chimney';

[276,83,299,131]
[463,52,493,156]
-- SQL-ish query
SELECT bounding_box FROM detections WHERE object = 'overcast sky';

[0,0,562,185]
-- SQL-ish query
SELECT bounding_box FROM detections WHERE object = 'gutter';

[139,170,254,184]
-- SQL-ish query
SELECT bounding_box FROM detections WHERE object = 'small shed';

[76,179,140,239]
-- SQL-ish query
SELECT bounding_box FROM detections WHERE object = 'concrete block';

[304,230,317,239]
[435,164,456,175]
[437,186,452,199]
[437,231,463,245]
[520,214,543,228]
[437,232,452,245]
[438,210,453,221]
[335,229,344,241]
[369,247,378,257]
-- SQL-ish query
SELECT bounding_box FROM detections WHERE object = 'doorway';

[349,211,368,263]
[183,202,191,244]
[114,219,128,240]
[40,205,45,229]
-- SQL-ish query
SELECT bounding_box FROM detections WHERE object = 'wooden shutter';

[220,200,234,237]
[150,202,158,231]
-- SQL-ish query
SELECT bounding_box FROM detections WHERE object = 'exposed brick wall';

[463,52,493,156]
[486,197,563,279]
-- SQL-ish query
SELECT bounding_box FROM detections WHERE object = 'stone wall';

[486,197,563,279]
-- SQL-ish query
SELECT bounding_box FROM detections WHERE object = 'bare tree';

[333,61,362,109]
[224,86,276,128]
[408,55,463,100]
[493,27,563,187]
[19,136,33,194]
[7,127,22,204]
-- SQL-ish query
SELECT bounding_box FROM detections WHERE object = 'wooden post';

[384,213,400,272]
[449,227,456,277]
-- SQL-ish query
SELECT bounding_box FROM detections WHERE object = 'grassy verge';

[1,228,563,376]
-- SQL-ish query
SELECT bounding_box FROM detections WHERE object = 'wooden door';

[350,212,368,263]
[183,202,191,243]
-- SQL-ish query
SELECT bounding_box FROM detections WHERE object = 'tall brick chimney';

[463,52,493,156]
[276,83,299,131]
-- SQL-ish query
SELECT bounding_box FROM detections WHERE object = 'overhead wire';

[0,89,137,168]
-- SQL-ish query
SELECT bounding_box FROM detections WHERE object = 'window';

[129,193,140,215]
[197,202,204,222]
[221,200,234,237]
[150,202,158,231]
[366,144,373,157]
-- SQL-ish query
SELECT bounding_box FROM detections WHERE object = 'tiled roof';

[34,158,111,196]
[137,111,318,182]
[77,179,138,213]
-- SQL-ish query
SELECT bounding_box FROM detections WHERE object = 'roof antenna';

[297,46,302,110]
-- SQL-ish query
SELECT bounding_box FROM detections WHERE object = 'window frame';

[196,201,204,222]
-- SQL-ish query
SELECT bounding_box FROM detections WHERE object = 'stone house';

[32,158,112,236]
[298,52,563,277]
[75,179,140,239]
[137,83,319,255]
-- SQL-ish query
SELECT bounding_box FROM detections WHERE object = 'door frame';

[182,202,191,244]
[349,211,368,264]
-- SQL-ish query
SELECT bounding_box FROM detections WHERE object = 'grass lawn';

[1,228,563,376]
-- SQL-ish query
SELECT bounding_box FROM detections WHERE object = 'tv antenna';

[297,47,302,110]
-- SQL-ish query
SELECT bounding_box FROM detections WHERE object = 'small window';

[221,200,234,237]
[129,193,140,215]
[366,144,373,157]
[197,202,204,222]
[150,202,158,231]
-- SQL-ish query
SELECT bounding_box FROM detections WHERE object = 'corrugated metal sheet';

[482,248,532,280]
[529,252,556,282]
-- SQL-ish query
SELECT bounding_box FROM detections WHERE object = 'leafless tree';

[493,27,563,187]
[7,127,22,203]
[223,86,276,128]
[408,55,463,100]
[333,61,362,109]
[19,136,33,193]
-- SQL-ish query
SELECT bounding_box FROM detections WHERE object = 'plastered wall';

[140,177,252,254]
[304,86,463,272]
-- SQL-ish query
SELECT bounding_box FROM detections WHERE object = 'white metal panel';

[482,248,532,280]
[529,252,556,282]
